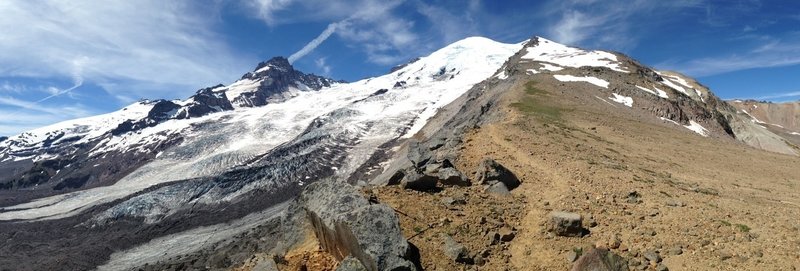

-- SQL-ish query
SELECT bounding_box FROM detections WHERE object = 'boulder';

[407,140,432,168]
[643,250,661,263]
[570,248,628,271]
[400,171,438,191]
[484,181,510,195]
[547,211,585,237]
[499,226,516,242]
[441,234,470,263]
[474,159,520,190]
[302,180,418,271]
[437,167,469,186]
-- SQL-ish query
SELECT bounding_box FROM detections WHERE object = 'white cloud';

[659,36,800,77]
[314,58,332,76]
[248,0,420,65]
[0,1,248,100]
[542,0,705,50]
[0,96,95,135]
[755,91,800,101]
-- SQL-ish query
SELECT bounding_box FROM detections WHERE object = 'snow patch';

[609,93,633,107]
[523,37,628,73]
[684,120,709,137]
[741,109,766,124]
[635,85,669,99]
[495,70,509,80]
[553,74,609,88]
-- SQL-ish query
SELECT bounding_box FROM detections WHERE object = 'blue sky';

[1,0,799,136]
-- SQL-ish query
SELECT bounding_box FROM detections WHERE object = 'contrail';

[36,58,86,103]
[288,21,345,63]
[36,73,83,103]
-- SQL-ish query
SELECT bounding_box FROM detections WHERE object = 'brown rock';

[570,248,628,271]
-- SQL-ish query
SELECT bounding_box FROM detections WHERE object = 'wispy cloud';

[248,0,419,65]
[0,96,95,135]
[541,0,705,50]
[659,35,800,77]
[314,58,332,76]
[0,1,247,100]
[754,91,800,101]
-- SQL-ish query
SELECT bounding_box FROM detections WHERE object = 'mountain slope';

[363,36,800,271]
[0,36,523,271]
[1,35,797,271]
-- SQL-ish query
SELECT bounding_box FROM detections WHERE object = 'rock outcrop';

[299,180,418,271]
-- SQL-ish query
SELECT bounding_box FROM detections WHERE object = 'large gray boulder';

[302,180,417,271]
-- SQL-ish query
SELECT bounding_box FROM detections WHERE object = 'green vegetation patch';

[735,223,751,232]
[511,81,563,121]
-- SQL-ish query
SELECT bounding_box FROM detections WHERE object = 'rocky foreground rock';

[296,180,419,271]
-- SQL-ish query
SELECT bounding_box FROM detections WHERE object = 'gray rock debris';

[437,167,469,186]
[394,136,472,191]
[570,248,628,271]
[499,226,516,242]
[441,233,470,263]
[547,211,585,237]
[643,250,661,263]
[301,180,418,271]
[625,191,642,204]
[474,158,520,194]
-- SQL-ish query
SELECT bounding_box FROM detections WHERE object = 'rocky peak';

[0,136,7,143]
[247,56,293,79]
[224,56,343,107]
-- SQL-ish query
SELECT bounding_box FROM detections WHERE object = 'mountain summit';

[1,35,798,271]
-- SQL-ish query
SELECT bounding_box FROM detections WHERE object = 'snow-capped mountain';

[0,36,524,270]
[1,35,796,271]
